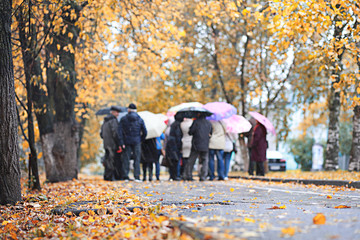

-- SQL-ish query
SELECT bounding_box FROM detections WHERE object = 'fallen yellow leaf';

[327,195,332,199]
[281,227,296,236]
[334,205,351,209]
[313,213,326,225]
[230,188,234,192]
[244,217,255,223]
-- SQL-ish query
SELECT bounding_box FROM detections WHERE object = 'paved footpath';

[123,178,360,240]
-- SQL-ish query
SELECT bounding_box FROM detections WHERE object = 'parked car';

[267,150,286,171]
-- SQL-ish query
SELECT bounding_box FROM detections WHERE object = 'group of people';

[100,103,268,182]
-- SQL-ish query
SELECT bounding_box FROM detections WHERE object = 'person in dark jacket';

[183,114,212,181]
[141,138,158,181]
[118,103,147,181]
[165,114,183,181]
[100,106,122,181]
[248,121,267,176]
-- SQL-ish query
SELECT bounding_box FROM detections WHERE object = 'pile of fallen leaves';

[231,170,360,181]
[0,176,190,239]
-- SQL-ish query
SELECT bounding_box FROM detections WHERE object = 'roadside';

[228,170,360,189]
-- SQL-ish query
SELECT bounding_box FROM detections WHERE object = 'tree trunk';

[324,84,341,170]
[0,0,22,205]
[38,2,83,182]
[16,1,41,190]
[324,17,344,171]
[349,105,360,171]
[232,136,248,172]
[239,137,249,172]
[41,121,79,182]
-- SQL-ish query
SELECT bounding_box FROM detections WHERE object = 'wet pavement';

[123,178,360,239]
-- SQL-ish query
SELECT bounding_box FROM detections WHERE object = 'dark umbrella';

[95,106,127,116]
[175,106,213,119]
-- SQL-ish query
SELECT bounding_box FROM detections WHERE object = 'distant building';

[312,143,324,171]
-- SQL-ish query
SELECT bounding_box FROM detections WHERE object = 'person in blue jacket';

[118,103,147,182]
[155,133,165,181]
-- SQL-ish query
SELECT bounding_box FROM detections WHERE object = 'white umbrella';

[167,102,203,117]
[138,111,167,139]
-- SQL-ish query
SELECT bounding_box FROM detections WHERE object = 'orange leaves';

[267,205,286,210]
[313,213,326,225]
[334,205,351,209]
[244,217,256,223]
[0,176,183,239]
[281,227,296,237]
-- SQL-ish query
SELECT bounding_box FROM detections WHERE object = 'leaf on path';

[313,213,326,225]
[281,227,296,237]
[244,217,255,223]
[327,195,333,199]
[267,205,286,210]
[334,205,351,209]
[230,188,234,192]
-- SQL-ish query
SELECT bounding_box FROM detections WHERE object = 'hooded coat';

[100,114,120,150]
[189,117,212,152]
[141,138,158,163]
[118,112,147,145]
[250,123,268,162]
[165,120,183,160]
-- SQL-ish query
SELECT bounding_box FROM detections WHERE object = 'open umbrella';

[138,111,167,139]
[203,102,237,121]
[95,106,127,115]
[249,111,276,135]
[167,102,203,117]
[221,115,252,134]
[175,106,213,119]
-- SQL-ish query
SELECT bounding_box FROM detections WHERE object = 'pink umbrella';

[203,102,237,121]
[249,111,276,135]
[221,115,252,134]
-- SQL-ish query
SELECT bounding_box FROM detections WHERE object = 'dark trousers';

[104,148,116,181]
[180,158,188,176]
[155,150,161,180]
[142,163,153,181]
[123,143,141,180]
[184,149,209,181]
[248,161,265,176]
[168,158,179,180]
[114,151,124,180]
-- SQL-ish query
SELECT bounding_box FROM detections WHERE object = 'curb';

[170,219,217,240]
[229,176,360,189]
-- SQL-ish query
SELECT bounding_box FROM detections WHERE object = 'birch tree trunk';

[0,0,22,205]
[324,16,344,170]
[349,106,360,171]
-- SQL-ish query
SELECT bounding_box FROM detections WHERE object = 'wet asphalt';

[123,177,360,240]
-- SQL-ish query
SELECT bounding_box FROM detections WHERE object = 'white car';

[267,150,286,171]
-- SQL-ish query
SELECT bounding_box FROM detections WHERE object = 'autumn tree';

[15,0,43,189]
[271,0,360,170]
[0,0,22,204]
[13,0,89,182]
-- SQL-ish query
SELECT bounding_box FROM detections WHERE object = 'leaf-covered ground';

[1,170,359,239]
[0,175,192,240]
[230,170,360,181]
